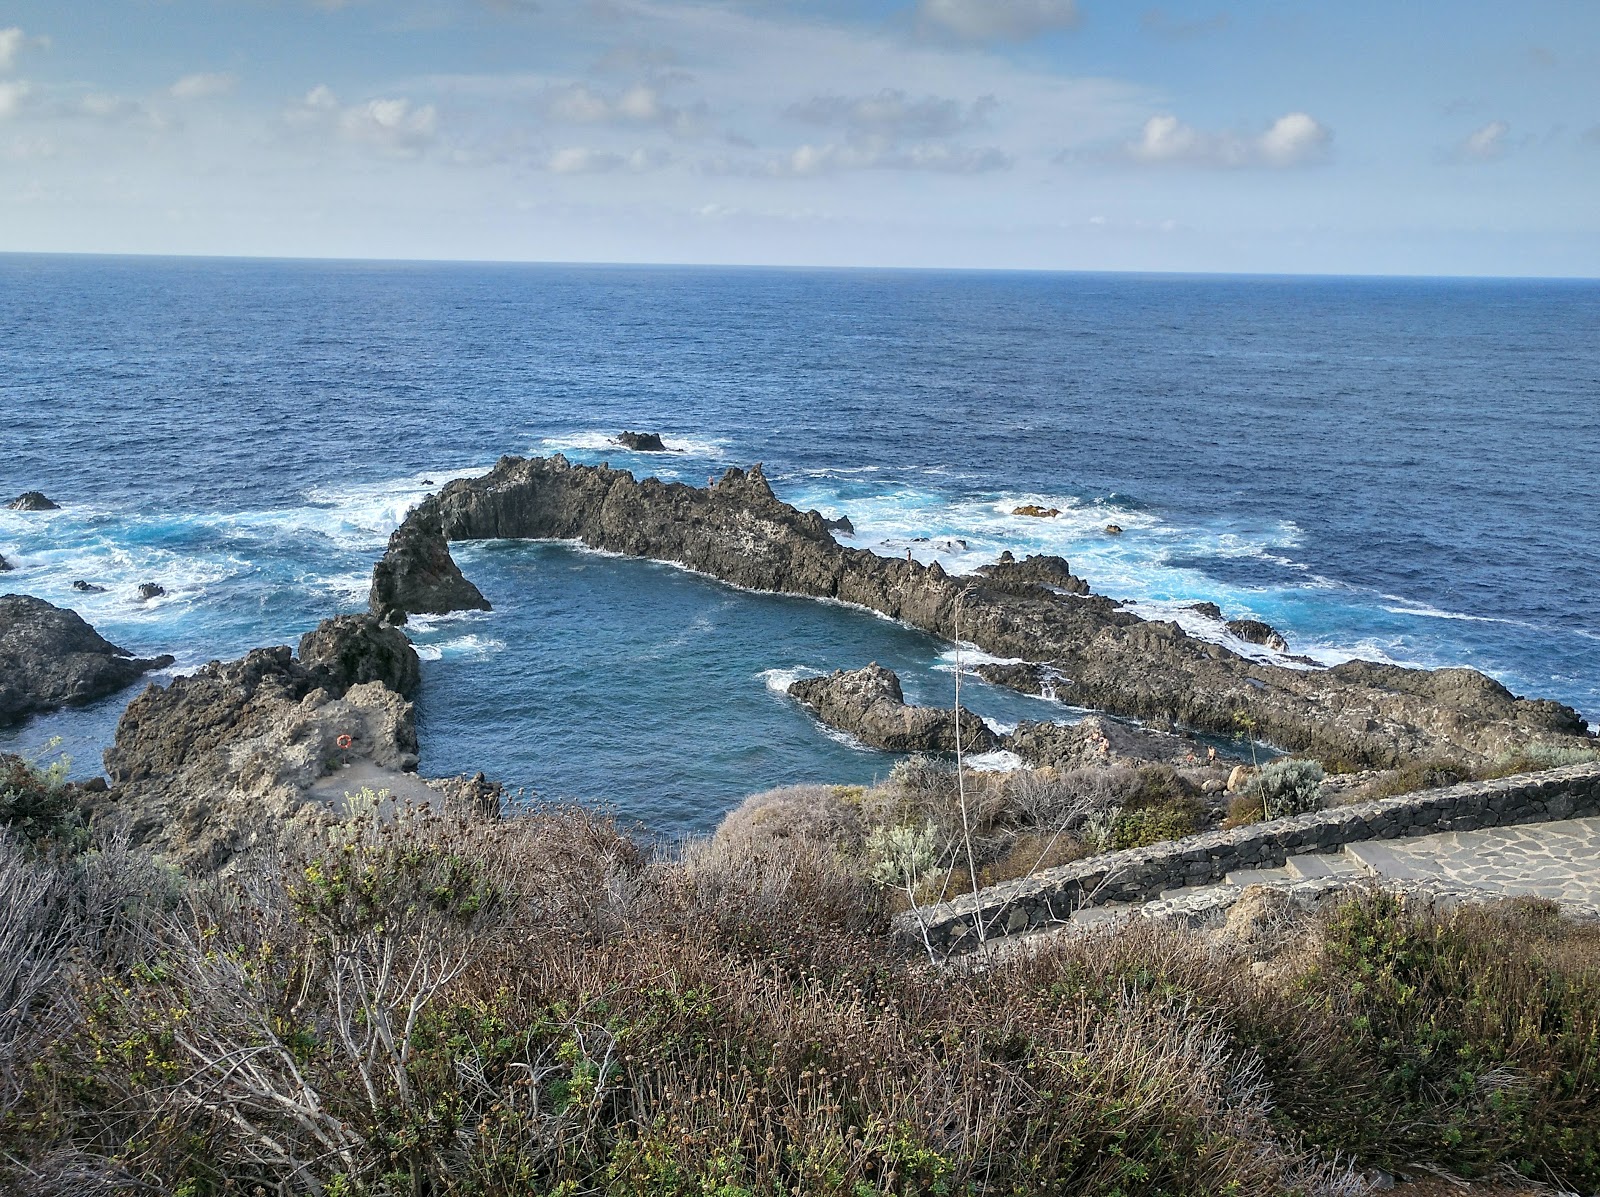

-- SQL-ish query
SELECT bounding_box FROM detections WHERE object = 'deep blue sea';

[3,256,1597,835]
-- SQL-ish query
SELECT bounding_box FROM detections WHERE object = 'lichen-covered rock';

[366,454,1595,768]
[368,501,490,625]
[788,663,998,754]
[0,595,174,727]
[6,492,59,511]
[298,613,421,699]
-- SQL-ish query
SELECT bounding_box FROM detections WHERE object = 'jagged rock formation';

[0,595,174,727]
[974,661,1055,696]
[101,616,429,872]
[0,553,11,573]
[6,492,59,511]
[788,664,998,754]
[369,502,491,625]
[1227,618,1289,653]
[72,580,106,594]
[137,583,166,602]
[976,552,1089,596]
[368,454,1594,767]
[1188,602,1224,621]
[615,431,667,451]
[1005,716,1201,770]
[822,514,855,536]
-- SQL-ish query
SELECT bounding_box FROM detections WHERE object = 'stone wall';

[898,762,1600,954]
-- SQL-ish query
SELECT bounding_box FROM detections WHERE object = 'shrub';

[1243,759,1325,819]
[1479,743,1600,780]
[1365,758,1466,800]
[0,747,84,850]
[1109,794,1207,851]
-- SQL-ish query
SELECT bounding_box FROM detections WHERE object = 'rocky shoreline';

[0,595,175,727]
[368,453,1593,769]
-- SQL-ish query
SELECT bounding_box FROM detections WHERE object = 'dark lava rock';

[0,595,175,727]
[366,453,1595,767]
[615,430,668,452]
[369,501,491,626]
[137,583,166,602]
[1226,618,1289,653]
[0,553,11,573]
[299,613,422,699]
[6,492,60,512]
[822,514,855,537]
[977,552,1089,596]
[72,581,107,594]
[974,661,1053,696]
[1188,602,1223,621]
[1004,715,1199,770]
[788,663,998,754]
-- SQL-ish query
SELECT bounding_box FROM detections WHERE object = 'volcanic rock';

[0,595,175,727]
[102,615,426,872]
[974,661,1052,696]
[615,430,667,451]
[137,583,166,602]
[369,501,490,625]
[1004,715,1199,770]
[1188,602,1223,621]
[788,663,998,754]
[6,492,59,512]
[72,581,106,594]
[822,514,855,536]
[1012,505,1059,519]
[298,613,422,699]
[1226,618,1290,653]
[0,553,11,573]
[366,454,1595,768]
[1104,524,1123,535]
[977,552,1089,596]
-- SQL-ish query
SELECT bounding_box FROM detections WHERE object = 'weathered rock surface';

[0,595,174,727]
[0,553,11,573]
[368,454,1595,767]
[1004,715,1200,770]
[298,613,422,699]
[1188,602,1223,621]
[102,615,429,872]
[1227,618,1289,653]
[976,552,1089,596]
[1012,505,1059,519]
[136,583,166,602]
[615,430,667,451]
[369,501,491,625]
[6,492,59,512]
[788,663,998,754]
[974,661,1054,696]
[822,514,855,536]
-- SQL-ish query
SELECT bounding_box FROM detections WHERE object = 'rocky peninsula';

[368,453,1593,769]
[0,594,174,727]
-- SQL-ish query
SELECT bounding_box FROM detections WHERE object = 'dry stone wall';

[899,762,1600,954]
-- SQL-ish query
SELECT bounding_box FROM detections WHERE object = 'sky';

[0,0,1597,275]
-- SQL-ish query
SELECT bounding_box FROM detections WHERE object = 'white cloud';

[760,139,1010,176]
[1127,111,1330,167]
[786,89,995,139]
[545,145,670,173]
[170,72,238,100]
[1459,119,1510,161]
[287,85,439,155]
[544,82,705,136]
[0,79,30,119]
[0,27,23,72]
[915,0,1079,43]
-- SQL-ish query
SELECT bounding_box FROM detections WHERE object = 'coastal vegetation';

[2,753,1598,1196]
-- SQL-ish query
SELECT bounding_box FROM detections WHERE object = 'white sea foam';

[536,431,732,460]
[758,666,820,695]
[966,749,1023,772]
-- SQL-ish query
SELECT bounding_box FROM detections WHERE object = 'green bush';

[0,746,85,850]
[1243,759,1325,819]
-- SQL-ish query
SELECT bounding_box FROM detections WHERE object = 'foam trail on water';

[536,430,733,462]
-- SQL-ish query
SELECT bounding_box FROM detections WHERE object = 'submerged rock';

[1104,524,1123,535]
[788,663,998,755]
[72,580,107,594]
[0,553,11,573]
[1012,505,1059,519]
[102,615,429,873]
[136,583,166,602]
[1226,618,1290,653]
[369,501,490,626]
[615,430,667,451]
[366,453,1594,768]
[6,492,60,511]
[0,595,175,727]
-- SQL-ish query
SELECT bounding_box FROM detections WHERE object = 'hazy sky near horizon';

[1,1,1597,275]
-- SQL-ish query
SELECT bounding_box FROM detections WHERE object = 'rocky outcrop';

[788,664,998,754]
[1012,505,1059,519]
[6,492,59,512]
[974,661,1054,696]
[367,454,1595,768]
[298,613,422,699]
[1188,602,1223,621]
[369,502,491,626]
[0,553,11,573]
[615,431,667,451]
[101,615,429,873]
[72,581,106,594]
[1104,524,1123,535]
[136,583,166,602]
[1004,716,1201,770]
[0,595,174,727]
[822,514,855,536]
[977,552,1089,595]
[1227,618,1289,653]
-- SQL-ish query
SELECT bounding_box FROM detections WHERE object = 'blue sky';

[1,0,1596,274]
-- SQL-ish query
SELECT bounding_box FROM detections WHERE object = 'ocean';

[2,255,1597,836]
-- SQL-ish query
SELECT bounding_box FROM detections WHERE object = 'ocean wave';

[536,430,732,460]
[758,666,820,695]
[413,634,506,662]
[966,749,1022,772]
